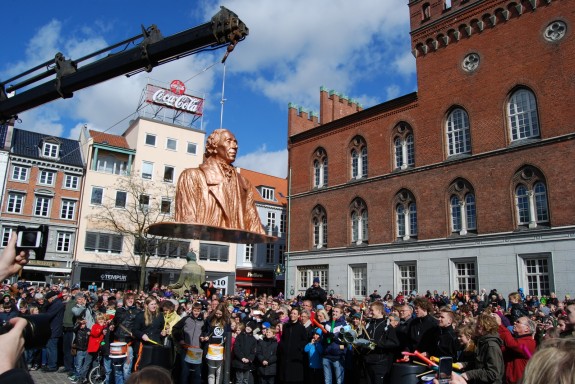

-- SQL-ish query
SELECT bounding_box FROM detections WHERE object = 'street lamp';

[274,264,285,276]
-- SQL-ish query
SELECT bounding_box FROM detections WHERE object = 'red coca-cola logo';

[170,80,186,95]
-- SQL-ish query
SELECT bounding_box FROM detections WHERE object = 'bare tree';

[88,174,189,290]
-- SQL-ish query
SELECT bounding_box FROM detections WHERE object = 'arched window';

[393,122,415,170]
[394,190,417,240]
[311,205,327,249]
[350,198,368,244]
[513,166,549,228]
[312,148,328,188]
[422,3,431,20]
[446,108,471,156]
[349,136,367,179]
[508,89,540,141]
[448,179,477,235]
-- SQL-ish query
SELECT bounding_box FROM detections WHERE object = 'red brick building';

[287,0,575,299]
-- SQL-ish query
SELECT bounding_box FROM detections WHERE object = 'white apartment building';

[74,117,238,291]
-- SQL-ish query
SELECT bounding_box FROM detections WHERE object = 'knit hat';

[313,277,320,284]
[261,322,271,329]
[315,328,323,335]
[45,291,58,300]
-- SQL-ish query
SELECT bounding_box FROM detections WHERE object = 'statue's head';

[186,251,198,262]
[204,129,238,164]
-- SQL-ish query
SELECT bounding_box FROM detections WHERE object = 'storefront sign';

[100,273,128,282]
[235,269,274,286]
[28,260,58,267]
[212,276,228,290]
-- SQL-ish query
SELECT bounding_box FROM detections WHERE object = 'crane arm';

[0,6,248,121]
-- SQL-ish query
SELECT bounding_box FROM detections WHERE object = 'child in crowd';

[232,321,257,384]
[304,328,324,383]
[257,325,278,384]
[71,318,90,383]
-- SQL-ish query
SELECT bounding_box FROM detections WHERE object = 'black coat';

[433,325,459,359]
[46,298,65,338]
[304,286,327,308]
[133,312,165,344]
[256,337,278,376]
[408,314,439,353]
[232,332,257,370]
[278,321,308,382]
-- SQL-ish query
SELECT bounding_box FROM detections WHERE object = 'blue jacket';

[304,341,323,368]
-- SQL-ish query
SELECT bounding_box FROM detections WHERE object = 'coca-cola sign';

[145,84,204,115]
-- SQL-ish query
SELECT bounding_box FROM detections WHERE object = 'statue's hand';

[169,282,183,289]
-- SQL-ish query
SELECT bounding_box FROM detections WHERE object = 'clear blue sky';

[1,0,417,177]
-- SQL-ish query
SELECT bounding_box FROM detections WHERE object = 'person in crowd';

[201,302,231,384]
[520,338,575,384]
[255,323,277,382]
[562,303,575,338]
[408,297,439,354]
[111,292,141,383]
[278,307,308,384]
[433,306,459,359]
[77,313,108,383]
[369,290,381,302]
[173,301,204,384]
[456,323,476,364]
[43,290,65,372]
[304,277,327,309]
[71,315,90,383]
[508,292,529,323]
[459,313,504,384]
[232,321,257,384]
[361,301,399,384]
[304,328,324,384]
[125,365,173,384]
[494,314,536,384]
[134,297,166,371]
[394,301,413,354]
[61,286,80,377]
[263,299,281,326]
[322,304,348,384]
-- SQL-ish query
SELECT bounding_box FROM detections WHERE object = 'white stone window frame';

[145,133,157,147]
[11,165,29,182]
[63,174,80,190]
[508,89,540,142]
[42,142,59,159]
[349,264,367,299]
[60,199,77,220]
[56,232,73,252]
[517,253,553,297]
[165,137,177,151]
[38,169,56,186]
[395,261,417,295]
[34,195,52,217]
[6,192,25,214]
[450,257,478,293]
[91,186,104,205]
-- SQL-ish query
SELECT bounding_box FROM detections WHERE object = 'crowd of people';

[0,272,574,384]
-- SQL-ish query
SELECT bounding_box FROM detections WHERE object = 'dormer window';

[260,186,275,201]
[42,142,60,159]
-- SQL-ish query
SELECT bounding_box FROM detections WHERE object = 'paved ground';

[29,369,73,384]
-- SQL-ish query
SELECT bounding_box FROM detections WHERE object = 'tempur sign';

[100,273,127,282]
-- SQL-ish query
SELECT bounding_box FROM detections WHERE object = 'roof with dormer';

[238,168,288,207]
[89,130,131,149]
[11,128,84,167]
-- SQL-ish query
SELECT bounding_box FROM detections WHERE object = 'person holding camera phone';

[0,234,34,383]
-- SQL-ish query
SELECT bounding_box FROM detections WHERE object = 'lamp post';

[274,264,285,296]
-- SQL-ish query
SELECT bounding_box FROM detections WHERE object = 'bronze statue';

[168,251,205,297]
[147,128,274,243]
[175,129,264,233]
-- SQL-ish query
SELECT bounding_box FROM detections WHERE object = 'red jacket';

[497,324,536,384]
[87,323,106,353]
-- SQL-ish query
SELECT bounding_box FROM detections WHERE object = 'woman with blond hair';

[134,297,167,370]
[459,313,504,384]
[521,338,575,384]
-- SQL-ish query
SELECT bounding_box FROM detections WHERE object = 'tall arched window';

[448,179,477,235]
[312,205,327,249]
[393,122,415,170]
[394,190,417,240]
[513,166,549,228]
[350,198,368,244]
[312,148,328,188]
[508,89,540,141]
[446,108,471,156]
[349,136,367,180]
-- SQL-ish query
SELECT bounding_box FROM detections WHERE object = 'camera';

[16,225,49,260]
[0,313,52,349]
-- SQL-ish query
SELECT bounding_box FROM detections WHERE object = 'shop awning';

[24,266,72,273]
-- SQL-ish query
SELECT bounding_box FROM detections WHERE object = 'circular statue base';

[146,222,277,244]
